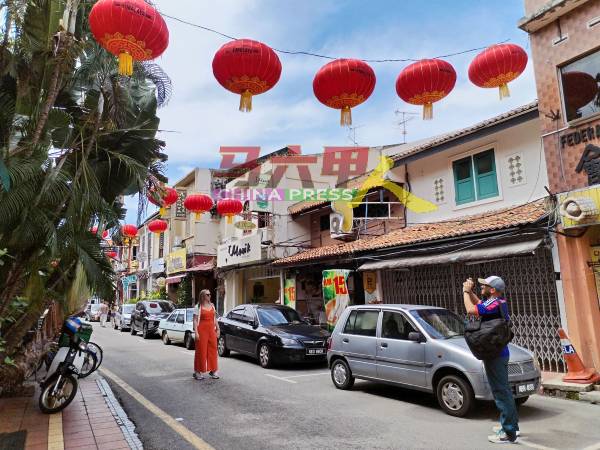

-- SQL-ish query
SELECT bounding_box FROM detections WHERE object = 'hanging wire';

[160,12,510,63]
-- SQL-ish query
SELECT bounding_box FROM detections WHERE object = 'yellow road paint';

[100,367,215,450]
[47,412,64,450]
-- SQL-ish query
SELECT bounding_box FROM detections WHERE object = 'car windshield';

[145,302,174,314]
[257,308,303,326]
[122,304,134,313]
[409,309,464,339]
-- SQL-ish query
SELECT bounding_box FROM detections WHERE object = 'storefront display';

[322,269,351,330]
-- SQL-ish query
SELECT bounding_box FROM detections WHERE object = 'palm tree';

[0,0,172,391]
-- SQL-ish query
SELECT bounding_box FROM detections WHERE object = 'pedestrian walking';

[99,301,109,327]
[193,289,220,380]
[463,276,519,444]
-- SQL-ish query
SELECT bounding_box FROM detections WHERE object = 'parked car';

[85,303,102,322]
[217,304,330,368]
[130,300,175,339]
[158,308,196,349]
[114,304,135,332]
[327,304,541,417]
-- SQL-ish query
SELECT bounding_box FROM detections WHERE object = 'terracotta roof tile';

[273,199,548,266]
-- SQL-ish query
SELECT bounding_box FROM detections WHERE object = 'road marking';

[284,372,330,379]
[518,439,555,450]
[264,374,297,384]
[47,412,64,450]
[581,443,600,450]
[100,367,214,450]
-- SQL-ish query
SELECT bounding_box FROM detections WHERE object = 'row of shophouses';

[115,0,600,374]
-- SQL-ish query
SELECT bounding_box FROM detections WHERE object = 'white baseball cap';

[478,276,506,292]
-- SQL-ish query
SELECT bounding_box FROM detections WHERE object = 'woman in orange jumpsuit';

[193,289,220,380]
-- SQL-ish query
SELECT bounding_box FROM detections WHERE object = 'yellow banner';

[166,248,187,275]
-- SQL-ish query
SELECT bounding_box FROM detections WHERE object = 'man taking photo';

[463,276,519,444]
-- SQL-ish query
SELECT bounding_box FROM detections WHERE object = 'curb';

[97,377,144,450]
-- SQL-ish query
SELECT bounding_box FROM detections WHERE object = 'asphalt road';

[90,324,600,450]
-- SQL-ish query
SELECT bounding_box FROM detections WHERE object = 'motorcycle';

[38,317,90,413]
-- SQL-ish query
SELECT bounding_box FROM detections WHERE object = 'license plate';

[516,383,536,394]
[307,348,325,355]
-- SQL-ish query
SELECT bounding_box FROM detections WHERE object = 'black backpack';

[464,312,514,361]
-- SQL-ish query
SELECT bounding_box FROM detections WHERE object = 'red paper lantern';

[468,44,528,100]
[121,224,138,239]
[148,219,168,234]
[212,39,282,112]
[90,226,109,239]
[89,0,169,76]
[395,59,457,120]
[217,199,243,224]
[184,194,214,220]
[313,59,376,126]
[148,186,179,217]
[105,250,118,259]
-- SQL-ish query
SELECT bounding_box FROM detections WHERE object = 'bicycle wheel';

[86,342,103,369]
[78,349,98,378]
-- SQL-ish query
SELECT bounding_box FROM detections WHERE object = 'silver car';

[327,305,541,417]
[158,308,196,350]
[114,304,135,331]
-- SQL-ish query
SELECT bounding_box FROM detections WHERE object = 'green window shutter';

[453,157,475,205]
[474,150,499,199]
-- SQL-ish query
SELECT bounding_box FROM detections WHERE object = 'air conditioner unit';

[173,237,183,248]
[259,228,274,245]
[330,213,357,241]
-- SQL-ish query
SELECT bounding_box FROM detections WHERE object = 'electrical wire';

[161,12,509,63]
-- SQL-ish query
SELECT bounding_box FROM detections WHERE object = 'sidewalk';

[0,374,142,450]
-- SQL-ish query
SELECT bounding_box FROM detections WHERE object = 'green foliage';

[146,288,167,300]
[176,277,193,307]
[0,0,172,365]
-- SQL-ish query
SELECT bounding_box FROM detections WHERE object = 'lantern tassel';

[423,103,433,120]
[159,207,166,217]
[340,106,352,127]
[118,51,134,76]
[226,215,233,224]
[499,83,510,100]
[194,212,201,220]
[239,90,253,112]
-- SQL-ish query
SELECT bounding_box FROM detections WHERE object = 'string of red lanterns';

[87,4,528,124]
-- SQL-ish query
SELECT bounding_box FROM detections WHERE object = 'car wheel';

[218,336,230,357]
[515,396,529,406]
[258,343,272,368]
[142,323,150,339]
[436,375,474,417]
[130,323,137,336]
[184,332,195,350]
[162,331,171,345]
[330,359,355,390]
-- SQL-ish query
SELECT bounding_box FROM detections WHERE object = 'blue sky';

[126,0,535,223]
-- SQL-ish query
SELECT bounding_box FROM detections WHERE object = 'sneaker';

[192,372,204,380]
[488,430,518,444]
[209,372,220,379]
[492,426,521,437]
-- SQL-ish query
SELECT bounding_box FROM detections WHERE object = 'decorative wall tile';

[433,178,446,203]
[507,153,526,186]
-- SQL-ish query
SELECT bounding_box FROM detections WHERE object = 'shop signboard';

[150,258,165,273]
[175,190,187,219]
[121,274,137,290]
[558,186,600,229]
[234,220,257,230]
[217,233,262,268]
[322,269,351,331]
[283,277,296,309]
[165,248,187,275]
[363,271,379,304]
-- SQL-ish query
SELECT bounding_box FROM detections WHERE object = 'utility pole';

[394,110,418,144]
[347,124,364,146]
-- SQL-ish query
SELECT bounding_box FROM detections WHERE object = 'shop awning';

[186,262,214,272]
[357,239,545,271]
[165,275,184,284]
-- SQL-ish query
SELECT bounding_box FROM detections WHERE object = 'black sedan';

[217,304,330,368]
[130,300,174,339]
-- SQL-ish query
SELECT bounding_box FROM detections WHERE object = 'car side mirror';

[252,320,259,329]
[408,332,424,343]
